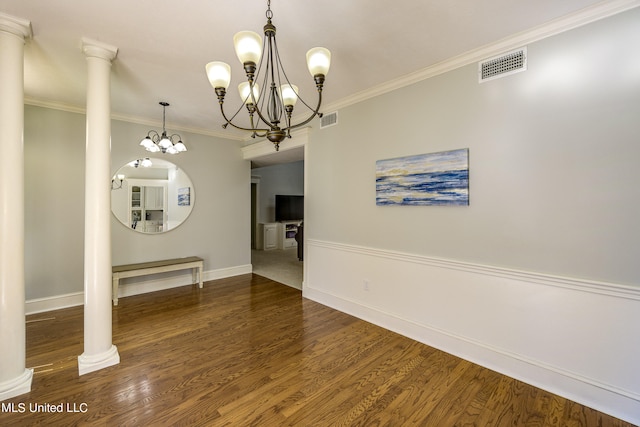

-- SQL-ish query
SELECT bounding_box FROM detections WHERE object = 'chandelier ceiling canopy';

[140,102,187,155]
[205,0,331,151]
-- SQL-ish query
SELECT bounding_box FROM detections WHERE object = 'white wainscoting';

[25,264,252,315]
[303,239,640,425]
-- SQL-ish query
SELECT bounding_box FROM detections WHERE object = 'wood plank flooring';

[1,274,634,426]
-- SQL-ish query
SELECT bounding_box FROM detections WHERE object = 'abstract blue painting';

[178,187,191,206]
[376,149,469,206]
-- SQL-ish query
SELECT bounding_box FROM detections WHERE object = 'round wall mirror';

[111,158,194,233]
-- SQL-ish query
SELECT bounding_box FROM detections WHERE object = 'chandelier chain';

[266,0,273,20]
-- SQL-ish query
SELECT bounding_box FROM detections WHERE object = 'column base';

[78,344,120,376]
[0,369,33,401]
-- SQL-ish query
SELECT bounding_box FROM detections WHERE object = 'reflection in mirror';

[111,158,194,233]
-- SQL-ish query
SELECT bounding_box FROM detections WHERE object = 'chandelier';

[130,158,153,168]
[205,0,331,151]
[139,102,187,154]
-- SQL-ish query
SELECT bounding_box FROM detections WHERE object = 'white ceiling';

[0,0,630,165]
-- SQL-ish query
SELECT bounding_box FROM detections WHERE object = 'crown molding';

[25,97,86,114]
[24,97,243,141]
[322,0,640,113]
[109,112,244,141]
[25,0,639,142]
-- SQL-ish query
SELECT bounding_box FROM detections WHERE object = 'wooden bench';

[112,256,204,306]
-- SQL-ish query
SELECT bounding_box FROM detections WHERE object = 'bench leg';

[112,277,119,306]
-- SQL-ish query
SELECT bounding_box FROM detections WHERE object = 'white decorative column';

[78,38,120,376]
[0,13,33,401]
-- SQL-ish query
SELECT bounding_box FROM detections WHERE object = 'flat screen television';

[275,195,303,222]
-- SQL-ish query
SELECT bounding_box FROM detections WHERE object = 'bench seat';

[112,256,204,306]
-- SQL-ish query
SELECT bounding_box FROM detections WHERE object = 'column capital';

[0,12,33,40]
[81,37,118,62]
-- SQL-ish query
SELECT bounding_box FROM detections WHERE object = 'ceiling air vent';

[320,111,338,129]
[479,47,527,83]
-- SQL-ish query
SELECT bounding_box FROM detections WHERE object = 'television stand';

[278,221,301,249]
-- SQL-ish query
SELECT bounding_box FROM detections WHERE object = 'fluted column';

[78,38,120,376]
[0,13,33,401]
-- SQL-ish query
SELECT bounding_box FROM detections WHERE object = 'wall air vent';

[320,111,338,129]
[479,47,527,83]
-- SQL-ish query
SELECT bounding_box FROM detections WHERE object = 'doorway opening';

[250,161,304,290]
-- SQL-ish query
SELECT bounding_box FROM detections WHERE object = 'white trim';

[23,98,243,141]
[304,285,640,425]
[321,0,640,114]
[0,369,33,401]
[303,239,640,425]
[26,292,85,315]
[22,1,640,141]
[203,264,252,281]
[25,264,253,315]
[307,240,640,300]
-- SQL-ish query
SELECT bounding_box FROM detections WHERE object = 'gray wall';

[306,8,640,287]
[302,10,640,421]
[252,161,304,223]
[24,105,250,300]
[25,107,86,299]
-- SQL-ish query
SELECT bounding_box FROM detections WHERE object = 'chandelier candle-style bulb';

[206,62,231,94]
[205,0,331,151]
[158,134,173,149]
[173,141,187,152]
[280,84,299,107]
[307,47,331,86]
[238,82,260,105]
[234,31,263,77]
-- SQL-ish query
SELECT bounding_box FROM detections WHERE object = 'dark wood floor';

[1,274,633,426]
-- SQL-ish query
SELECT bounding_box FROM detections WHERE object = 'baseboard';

[303,239,640,425]
[204,264,252,281]
[0,369,33,401]
[25,292,85,315]
[25,264,253,315]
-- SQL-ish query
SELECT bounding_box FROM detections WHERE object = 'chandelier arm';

[148,130,161,142]
[249,115,269,138]
[285,90,324,132]
[271,37,322,115]
[242,36,271,129]
[219,102,270,133]
[219,85,262,130]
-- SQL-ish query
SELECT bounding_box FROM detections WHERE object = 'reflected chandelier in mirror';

[111,158,194,233]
